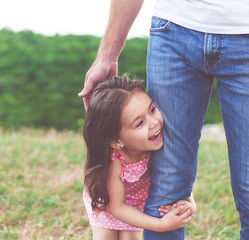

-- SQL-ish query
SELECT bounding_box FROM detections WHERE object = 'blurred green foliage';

[0,28,221,130]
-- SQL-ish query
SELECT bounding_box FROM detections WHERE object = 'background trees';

[0,29,221,130]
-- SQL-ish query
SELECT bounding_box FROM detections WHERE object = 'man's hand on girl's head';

[78,60,118,111]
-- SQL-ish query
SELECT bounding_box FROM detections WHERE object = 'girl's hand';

[173,199,197,215]
[159,194,197,217]
[158,204,174,216]
[157,205,193,232]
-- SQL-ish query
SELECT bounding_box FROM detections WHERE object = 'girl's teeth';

[149,131,160,141]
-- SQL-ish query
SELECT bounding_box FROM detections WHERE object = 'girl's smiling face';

[117,90,164,160]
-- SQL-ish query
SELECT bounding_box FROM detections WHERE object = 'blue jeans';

[144,17,249,240]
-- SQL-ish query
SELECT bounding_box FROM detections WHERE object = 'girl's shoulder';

[111,150,150,165]
[111,150,150,183]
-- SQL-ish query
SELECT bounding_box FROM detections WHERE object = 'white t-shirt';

[153,0,249,34]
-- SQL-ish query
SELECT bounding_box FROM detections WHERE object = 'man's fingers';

[78,66,100,98]
[78,76,95,98]
[78,89,87,98]
[83,96,89,111]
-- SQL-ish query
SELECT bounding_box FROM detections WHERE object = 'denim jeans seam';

[210,35,222,72]
[204,33,209,72]
[204,34,223,73]
[218,87,243,210]
[189,81,212,189]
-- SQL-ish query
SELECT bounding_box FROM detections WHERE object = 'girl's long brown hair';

[83,75,145,211]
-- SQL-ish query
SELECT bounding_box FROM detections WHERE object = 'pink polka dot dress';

[83,150,150,231]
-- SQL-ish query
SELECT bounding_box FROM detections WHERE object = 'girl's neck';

[117,149,149,164]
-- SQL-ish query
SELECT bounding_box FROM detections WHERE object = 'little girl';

[83,75,196,240]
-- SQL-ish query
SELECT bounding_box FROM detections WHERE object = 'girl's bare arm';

[107,158,194,232]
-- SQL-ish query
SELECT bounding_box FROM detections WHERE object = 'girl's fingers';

[158,206,172,216]
[159,204,177,216]
[179,208,191,220]
[160,211,169,217]
[159,208,170,213]
[160,205,173,210]
[183,214,194,224]
[181,207,195,225]
[174,200,187,207]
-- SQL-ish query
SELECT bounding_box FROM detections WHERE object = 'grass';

[0,128,240,239]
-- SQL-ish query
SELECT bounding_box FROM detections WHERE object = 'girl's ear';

[111,139,124,150]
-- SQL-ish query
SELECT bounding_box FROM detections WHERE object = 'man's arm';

[78,0,144,109]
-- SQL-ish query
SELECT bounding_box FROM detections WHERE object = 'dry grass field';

[0,128,240,239]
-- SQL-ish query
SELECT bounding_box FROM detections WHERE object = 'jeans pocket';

[150,17,172,33]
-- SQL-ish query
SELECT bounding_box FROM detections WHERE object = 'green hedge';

[0,29,221,130]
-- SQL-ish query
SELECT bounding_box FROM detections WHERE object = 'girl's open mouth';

[149,130,161,141]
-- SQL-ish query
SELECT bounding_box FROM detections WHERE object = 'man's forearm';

[96,0,144,62]
[79,0,144,105]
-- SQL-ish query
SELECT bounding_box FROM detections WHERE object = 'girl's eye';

[150,106,156,114]
[136,120,144,128]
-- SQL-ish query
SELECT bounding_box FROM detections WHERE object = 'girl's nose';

[149,117,158,129]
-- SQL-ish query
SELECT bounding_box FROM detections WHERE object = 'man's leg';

[144,18,213,239]
[215,34,249,239]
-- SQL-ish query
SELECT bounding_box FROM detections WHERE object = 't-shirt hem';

[152,12,249,34]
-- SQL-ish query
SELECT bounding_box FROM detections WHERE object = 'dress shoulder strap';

[111,150,125,165]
